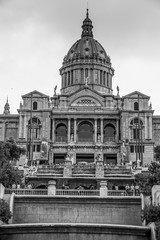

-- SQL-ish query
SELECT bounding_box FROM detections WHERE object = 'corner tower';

[60,9,114,95]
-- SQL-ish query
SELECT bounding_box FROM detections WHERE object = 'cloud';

[0,0,160,113]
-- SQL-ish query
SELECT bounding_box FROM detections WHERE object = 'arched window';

[78,121,93,142]
[65,72,67,86]
[85,68,88,78]
[104,124,115,142]
[71,70,73,85]
[100,70,103,85]
[56,124,67,143]
[134,102,139,111]
[103,71,106,85]
[81,68,84,83]
[68,71,70,85]
[33,101,37,110]
[107,73,109,87]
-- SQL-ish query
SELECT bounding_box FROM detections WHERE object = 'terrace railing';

[56,189,100,196]
[5,188,140,197]
[5,188,48,195]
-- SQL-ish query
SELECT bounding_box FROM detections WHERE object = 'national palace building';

[0,9,160,167]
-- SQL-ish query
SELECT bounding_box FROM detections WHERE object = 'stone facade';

[0,10,158,167]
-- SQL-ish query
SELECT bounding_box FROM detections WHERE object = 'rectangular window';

[130,145,134,153]
[133,129,140,139]
[135,145,144,153]
[37,145,41,152]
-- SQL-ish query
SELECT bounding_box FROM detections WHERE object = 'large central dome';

[65,9,109,63]
[60,9,114,95]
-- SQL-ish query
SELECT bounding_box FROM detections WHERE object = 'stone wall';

[0,223,151,240]
[13,196,142,226]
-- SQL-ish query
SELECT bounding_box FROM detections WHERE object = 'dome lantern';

[81,9,93,38]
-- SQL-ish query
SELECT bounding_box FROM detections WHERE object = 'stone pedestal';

[95,160,104,178]
[63,160,72,177]
[0,183,5,199]
[100,181,108,197]
[48,180,56,195]
[48,149,53,165]
[152,185,160,205]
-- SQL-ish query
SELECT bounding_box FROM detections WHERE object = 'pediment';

[123,91,150,99]
[69,88,104,107]
[22,90,49,99]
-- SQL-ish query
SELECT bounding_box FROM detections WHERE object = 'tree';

[135,162,160,238]
[154,145,160,161]
[135,162,160,195]
[0,199,12,224]
[0,138,25,187]
[0,163,22,187]
[0,138,26,164]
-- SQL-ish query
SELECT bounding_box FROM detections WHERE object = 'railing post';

[100,180,108,197]
[63,157,72,177]
[48,180,56,195]
[95,154,104,178]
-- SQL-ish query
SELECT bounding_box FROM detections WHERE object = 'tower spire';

[81,8,93,38]
[3,97,10,115]
[86,8,89,18]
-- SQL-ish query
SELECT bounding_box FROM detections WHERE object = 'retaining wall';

[13,195,142,225]
[0,223,151,240]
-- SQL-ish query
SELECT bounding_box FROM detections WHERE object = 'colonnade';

[51,118,119,144]
[61,68,112,89]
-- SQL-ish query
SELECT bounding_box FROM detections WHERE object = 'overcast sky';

[0,0,160,114]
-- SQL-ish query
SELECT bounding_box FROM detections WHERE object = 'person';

[115,184,118,191]
[125,184,130,195]
[130,184,135,195]
[135,184,140,196]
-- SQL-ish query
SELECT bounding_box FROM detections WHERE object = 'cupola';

[60,9,114,95]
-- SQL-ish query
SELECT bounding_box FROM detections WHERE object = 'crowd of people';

[111,183,140,195]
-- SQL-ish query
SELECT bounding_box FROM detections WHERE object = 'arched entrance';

[104,124,115,142]
[78,121,93,142]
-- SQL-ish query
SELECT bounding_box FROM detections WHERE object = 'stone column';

[19,114,22,138]
[23,114,27,139]
[74,118,77,143]
[100,181,108,197]
[144,115,148,139]
[62,73,65,88]
[116,120,119,142]
[52,119,55,143]
[95,119,97,143]
[48,180,56,195]
[48,149,54,165]
[68,118,71,143]
[149,116,152,139]
[101,118,103,143]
